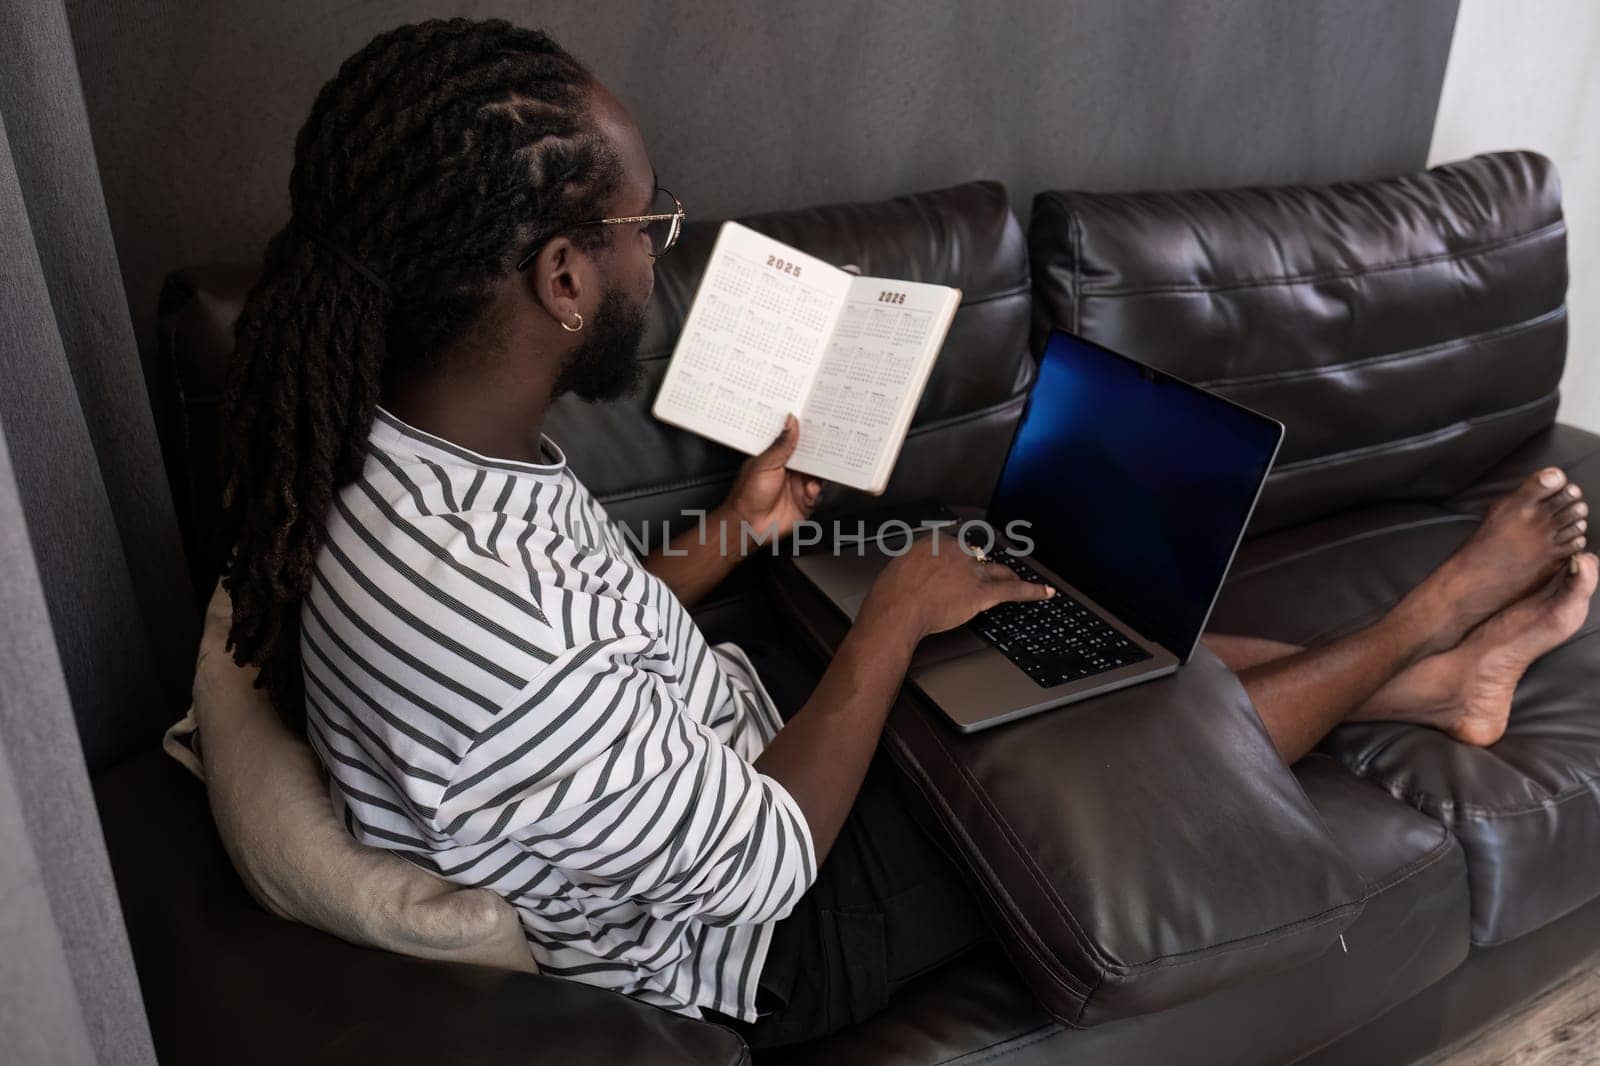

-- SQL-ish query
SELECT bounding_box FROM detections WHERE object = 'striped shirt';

[300,407,818,1020]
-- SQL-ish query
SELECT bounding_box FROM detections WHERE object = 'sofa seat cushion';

[1210,422,1600,946]
[760,757,1468,1066]
[770,559,1371,1029]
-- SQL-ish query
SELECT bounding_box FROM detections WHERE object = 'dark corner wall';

[64,0,1460,395]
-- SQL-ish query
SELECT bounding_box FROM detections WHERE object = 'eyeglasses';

[516,185,685,271]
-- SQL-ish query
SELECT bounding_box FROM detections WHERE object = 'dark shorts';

[709,640,993,1049]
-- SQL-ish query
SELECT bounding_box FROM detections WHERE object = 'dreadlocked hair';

[218,18,621,729]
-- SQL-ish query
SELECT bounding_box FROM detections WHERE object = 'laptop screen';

[988,331,1283,662]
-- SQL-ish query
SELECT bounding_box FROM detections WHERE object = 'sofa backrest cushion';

[158,181,1033,601]
[1028,151,1568,534]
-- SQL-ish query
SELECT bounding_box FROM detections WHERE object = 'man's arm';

[645,416,820,607]
[642,504,754,608]
[436,628,818,929]
[754,537,1053,865]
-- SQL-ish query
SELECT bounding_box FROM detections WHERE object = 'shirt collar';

[370,406,567,476]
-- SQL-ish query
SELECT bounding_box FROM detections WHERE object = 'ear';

[527,235,594,330]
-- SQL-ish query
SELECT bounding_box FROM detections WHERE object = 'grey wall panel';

[0,333,156,1066]
[0,105,174,772]
[66,0,1460,389]
[0,0,198,746]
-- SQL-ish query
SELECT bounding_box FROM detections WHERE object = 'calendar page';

[654,222,850,456]
[653,221,961,494]
[789,274,961,491]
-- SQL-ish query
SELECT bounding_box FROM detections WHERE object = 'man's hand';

[860,534,1055,642]
[645,416,822,607]
[725,414,823,542]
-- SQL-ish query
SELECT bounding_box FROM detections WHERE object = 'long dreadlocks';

[218,19,620,728]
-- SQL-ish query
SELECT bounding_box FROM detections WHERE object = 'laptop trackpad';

[913,627,986,667]
[838,591,986,667]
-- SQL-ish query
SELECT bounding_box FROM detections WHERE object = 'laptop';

[791,329,1284,732]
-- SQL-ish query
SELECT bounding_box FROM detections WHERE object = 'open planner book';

[652,221,962,494]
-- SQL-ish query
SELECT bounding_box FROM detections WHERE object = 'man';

[218,19,1594,1048]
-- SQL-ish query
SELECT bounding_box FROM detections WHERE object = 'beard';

[553,285,649,403]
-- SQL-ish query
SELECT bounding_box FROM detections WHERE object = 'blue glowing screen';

[989,331,1283,661]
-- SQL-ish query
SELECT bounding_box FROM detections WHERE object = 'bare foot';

[1434,552,1598,746]
[1405,468,1588,653]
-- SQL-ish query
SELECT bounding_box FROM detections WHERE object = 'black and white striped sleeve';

[433,627,818,928]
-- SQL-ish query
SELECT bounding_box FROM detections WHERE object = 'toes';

[1554,535,1590,561]
[1525,467,1569,501]
[1564,553,1600,598]
[1552,498,1588,524]
[1575,553,1600,590]
[1547,484,1584,516]
[1553,500,1588,539]
[1544,552,1596,607]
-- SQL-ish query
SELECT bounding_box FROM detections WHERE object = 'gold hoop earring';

[561,312,584,333]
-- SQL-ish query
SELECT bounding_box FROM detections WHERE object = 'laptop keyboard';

[972,550,1153,688]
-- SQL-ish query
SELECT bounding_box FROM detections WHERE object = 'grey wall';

[1429,0,1600,433]
[65,0,1460,389]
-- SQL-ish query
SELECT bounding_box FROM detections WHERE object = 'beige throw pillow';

[163,584,537,973]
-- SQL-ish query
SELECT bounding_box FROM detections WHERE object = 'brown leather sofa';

[103,150,1599,1063]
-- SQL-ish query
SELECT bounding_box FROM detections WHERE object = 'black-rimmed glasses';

[516,185,684,271]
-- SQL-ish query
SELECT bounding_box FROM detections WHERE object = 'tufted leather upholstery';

[1027,151,1600,958]
[1022,150,1600,1051]
[118,160,1600,1064]
[1029,151,1568,534]
[772,560,1371,1027]
[759,756,1468,1066]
